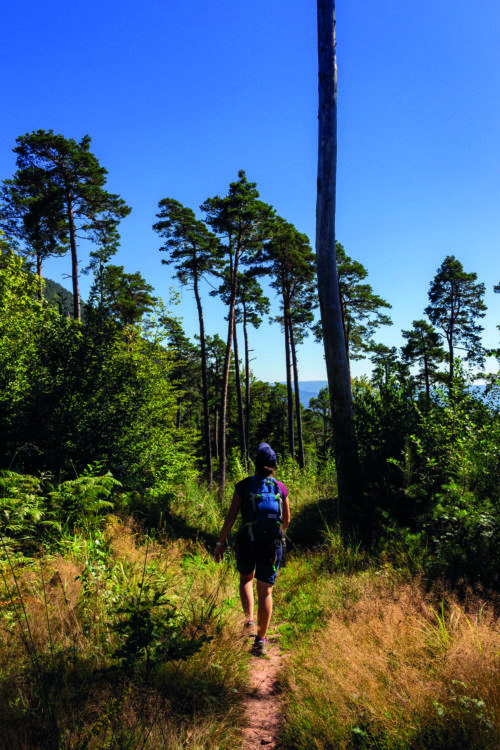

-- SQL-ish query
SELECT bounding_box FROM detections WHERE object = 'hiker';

[214,442,290,656]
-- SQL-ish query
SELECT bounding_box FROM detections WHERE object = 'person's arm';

[282,495,290,532]
[214,490,242,562]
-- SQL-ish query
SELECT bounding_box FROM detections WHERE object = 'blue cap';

[255,442,277,467]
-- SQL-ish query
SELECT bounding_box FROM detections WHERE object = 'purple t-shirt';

[235,476,289,500]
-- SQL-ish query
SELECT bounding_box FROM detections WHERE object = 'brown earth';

[241,636,284,749]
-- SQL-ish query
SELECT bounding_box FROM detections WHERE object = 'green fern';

[49,473,120,528]
[0,470,59,542]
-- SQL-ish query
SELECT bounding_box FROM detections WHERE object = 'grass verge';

[278,575,500,749]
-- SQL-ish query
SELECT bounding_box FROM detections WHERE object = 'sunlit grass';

[1,470,498,749]
[278,577,500,749]
[0,518,248,749]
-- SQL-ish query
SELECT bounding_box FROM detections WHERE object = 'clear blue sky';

[2,0,499,382]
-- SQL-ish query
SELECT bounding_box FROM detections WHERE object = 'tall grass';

[278,579,500,749]
[2,465,498,749]
[0,517,248,749]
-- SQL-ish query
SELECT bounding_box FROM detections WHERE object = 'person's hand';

[214,542,225,563]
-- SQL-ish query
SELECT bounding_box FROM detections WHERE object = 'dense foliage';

[1,127,500,748]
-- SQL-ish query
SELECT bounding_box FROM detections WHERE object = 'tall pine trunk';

[233,320,247,459]
[283,299,295,459]
[424,355,431,401]
[36,252,43,302]
[289,315,305,468]
[340,296,352,376]
[213,408,219,461]
[65,190,81,321]
[193,276,213,487]
[316,0,361,517]
[219,254,239,494]
[242,299,251,464]
[448,332,454,385]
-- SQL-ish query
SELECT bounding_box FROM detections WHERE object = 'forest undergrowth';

[1,462,499,749]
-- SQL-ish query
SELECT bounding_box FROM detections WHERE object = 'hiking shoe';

[252,637,267,656]
[244,621,256,637]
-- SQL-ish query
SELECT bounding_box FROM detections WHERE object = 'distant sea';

[276,381,328,408]
[275,381,496,409]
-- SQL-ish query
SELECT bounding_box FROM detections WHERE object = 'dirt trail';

[241,637,284,749]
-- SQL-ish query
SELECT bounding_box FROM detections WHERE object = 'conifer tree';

[309,386,331,456]
[201,171,274,493]
[425,255,486,384]
[154,198,220,486]
[336,242,392,365]
[401,319,446,399]
[2,130,130,320]
[162,315,201,429]
[265,218,317,468]
[0,166,67,300]
[205,334,228,462]
[89,264,156,328]
[239,272,270,461]
[313,243,392,370]
[211,270,270,463]
[369,343,401,385]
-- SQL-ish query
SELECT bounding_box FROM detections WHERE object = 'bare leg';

[256,580,273,639]
[239,573,254,621]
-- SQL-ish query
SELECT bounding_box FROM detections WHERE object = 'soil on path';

[241,636,284,749]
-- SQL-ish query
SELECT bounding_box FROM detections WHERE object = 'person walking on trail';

[214,442,290,656]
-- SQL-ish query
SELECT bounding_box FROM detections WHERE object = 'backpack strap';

[245,475,259,542]
[267,477,283,530]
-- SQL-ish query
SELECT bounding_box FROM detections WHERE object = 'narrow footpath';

[241,637,283,749]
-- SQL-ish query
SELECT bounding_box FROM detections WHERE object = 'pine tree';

[0,165,67,300]
[238,272,270,461]
[89,264,156,329]
[210,270,270,463]
[313,243,392,370]
[265,218,317,468]
[425,255,486,384]
[154,198,221,486]
[336,242,392,364]
[2,130,130,320]
[401,319,446,399]
[309,386,331,456]
[201,171,274,493]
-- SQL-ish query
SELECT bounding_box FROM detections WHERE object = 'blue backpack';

[240,475,283,542]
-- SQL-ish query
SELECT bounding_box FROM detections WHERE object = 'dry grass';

[279,579,500,749]
[0,520,248,749]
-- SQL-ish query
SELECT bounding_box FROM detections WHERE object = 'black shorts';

[235,533,283,585]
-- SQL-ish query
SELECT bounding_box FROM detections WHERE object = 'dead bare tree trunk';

[316,0,361,517]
